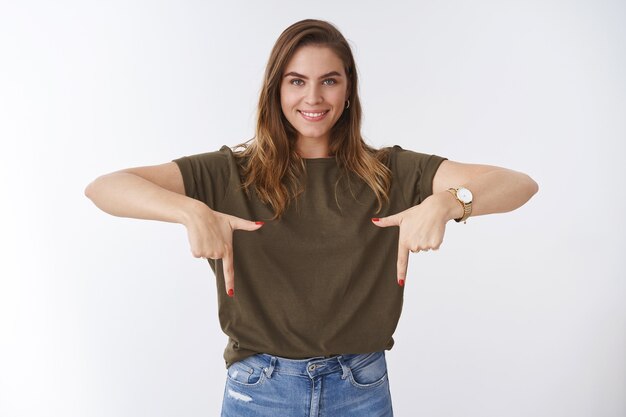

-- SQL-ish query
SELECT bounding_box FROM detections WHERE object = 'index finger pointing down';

[397,241,409,287]
[222,248,235,297]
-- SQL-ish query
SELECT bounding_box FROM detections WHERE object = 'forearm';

[84,172,201,225]
[430,169,539,221]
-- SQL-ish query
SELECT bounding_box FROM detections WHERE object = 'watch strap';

[446,188,472,224]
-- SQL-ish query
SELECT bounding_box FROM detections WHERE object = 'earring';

[345,99,350,109]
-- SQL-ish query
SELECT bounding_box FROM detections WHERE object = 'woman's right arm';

[84,162,263,297]
[83,162,199,225]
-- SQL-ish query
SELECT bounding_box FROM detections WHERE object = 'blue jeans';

[220,350,394,416]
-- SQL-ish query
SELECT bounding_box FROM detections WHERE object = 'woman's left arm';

[431,160,539,221]
[372,160,539,286]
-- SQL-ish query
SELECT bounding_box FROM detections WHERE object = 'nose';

[304,83,323,106]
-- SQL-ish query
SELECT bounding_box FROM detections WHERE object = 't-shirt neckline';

[303,157,335,162]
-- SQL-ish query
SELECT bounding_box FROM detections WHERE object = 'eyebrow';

[283,71,342,79]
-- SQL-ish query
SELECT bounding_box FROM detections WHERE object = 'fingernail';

[371,218,380,222]
[255,221,265,225]
[228,288,234,297]
[398,279,405,287]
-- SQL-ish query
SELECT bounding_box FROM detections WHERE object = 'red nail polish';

[398,279,404,287]
[255,221,265,225]
[371,218,380,222]
[228,288,234,297]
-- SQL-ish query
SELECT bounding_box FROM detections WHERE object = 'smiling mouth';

[299,110,329,121]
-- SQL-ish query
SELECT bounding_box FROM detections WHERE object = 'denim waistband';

[240,351,383,380]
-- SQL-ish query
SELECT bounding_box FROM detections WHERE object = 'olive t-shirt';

[172,144,447,368]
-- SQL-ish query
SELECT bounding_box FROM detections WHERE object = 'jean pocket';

[347,351,388,389]
[226,358,267,387]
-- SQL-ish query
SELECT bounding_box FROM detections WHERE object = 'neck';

[296,136,331,158]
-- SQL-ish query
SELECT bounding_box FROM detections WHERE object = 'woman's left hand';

[371,193,455,287]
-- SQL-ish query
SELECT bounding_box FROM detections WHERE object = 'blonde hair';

[232,19,392,220]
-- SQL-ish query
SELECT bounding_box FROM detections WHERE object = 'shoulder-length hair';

[232,19,392,220]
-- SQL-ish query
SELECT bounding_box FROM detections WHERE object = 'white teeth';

[301,111,327,117]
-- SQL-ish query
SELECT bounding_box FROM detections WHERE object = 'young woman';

[85,18,538,417]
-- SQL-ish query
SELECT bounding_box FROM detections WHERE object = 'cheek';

[280,89,296,112]
[329,88,348,105]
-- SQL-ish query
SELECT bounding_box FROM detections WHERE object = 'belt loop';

[264,355,276,379]
[336,355,350,380]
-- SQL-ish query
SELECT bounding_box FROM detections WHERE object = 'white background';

[1,0,624,416]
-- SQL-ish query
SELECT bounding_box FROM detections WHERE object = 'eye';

[323,78,337,86]
[290,79,304,86]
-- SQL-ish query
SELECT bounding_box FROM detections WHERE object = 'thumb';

[371,213,401,228]
[229,215,265,231]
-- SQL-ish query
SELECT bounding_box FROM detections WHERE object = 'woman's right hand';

[183,202,264,297]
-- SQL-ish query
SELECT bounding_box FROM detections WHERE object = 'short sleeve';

[171,145,232,209]
[391,145,448,206]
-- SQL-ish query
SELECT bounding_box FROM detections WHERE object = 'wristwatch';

[446,187,473,223]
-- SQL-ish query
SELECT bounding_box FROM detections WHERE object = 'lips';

[299,110,329,121]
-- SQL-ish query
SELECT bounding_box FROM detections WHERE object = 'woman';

[85,19,538,417]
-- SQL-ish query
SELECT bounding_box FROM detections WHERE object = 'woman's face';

[280,45,349,150]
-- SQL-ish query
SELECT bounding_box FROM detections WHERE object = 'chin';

[297,130,329,140]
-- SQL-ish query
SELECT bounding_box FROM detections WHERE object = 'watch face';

[457,187,473,203]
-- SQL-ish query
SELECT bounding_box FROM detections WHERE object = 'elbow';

[84,183,92,200]
[526,174,539,197]
[84,177,100,200]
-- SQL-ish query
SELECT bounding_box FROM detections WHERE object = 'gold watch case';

[447,187,473,223]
